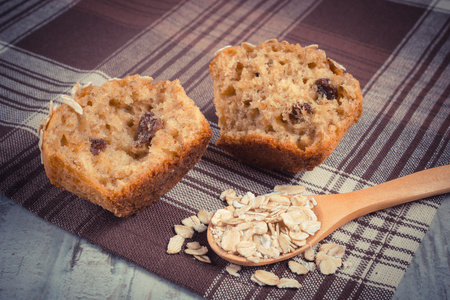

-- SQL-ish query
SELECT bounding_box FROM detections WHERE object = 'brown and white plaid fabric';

[1,0,448,299]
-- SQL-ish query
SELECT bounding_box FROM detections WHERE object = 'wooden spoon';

[207,165,450,266]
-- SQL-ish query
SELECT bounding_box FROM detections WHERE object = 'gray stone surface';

[393,194,450,300]
[1,192,448,299]
[0,194,200,300]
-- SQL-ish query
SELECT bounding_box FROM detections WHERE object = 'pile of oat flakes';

[211,185,321,264]
[166,185,351,289]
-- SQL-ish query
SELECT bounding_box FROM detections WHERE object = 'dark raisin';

[289,103,313,120]
[135,112,163,145]
[315,78,338,100]
[90,138,107,155]
[255,73,260,77]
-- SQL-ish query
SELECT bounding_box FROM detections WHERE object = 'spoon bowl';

[207,165,450,266]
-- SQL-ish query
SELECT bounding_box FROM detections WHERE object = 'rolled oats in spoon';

[209,185,321,265]
[207,165,450,266]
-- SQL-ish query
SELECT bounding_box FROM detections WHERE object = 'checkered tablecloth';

[1,0,449,299]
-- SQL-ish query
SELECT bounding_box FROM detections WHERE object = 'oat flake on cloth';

[0,0,449,299]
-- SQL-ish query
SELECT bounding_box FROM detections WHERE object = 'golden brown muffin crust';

[41,75,212,217]
[210,40,363,172]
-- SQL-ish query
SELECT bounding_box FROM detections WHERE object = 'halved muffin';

[40,75,212,217]
[209,39,363,172]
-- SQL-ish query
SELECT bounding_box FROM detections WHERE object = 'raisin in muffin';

[209,39,363,172]
[39,75,212,217]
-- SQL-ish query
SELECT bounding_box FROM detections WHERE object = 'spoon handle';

[207,165,450,267]
[319,164,450,224]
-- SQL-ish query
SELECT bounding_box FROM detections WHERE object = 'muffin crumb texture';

[41,75,212,217]
[209,39,363,172]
